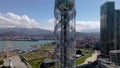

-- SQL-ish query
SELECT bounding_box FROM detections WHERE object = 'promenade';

[4,55,27,68]
[82,51,99,65]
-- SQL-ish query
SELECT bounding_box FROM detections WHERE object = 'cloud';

[0,12,54,31]
[0,13,100,32]
[48,18,100,32]
[76,21,100,32]
[48,18,54,24]
[0,12,41,28]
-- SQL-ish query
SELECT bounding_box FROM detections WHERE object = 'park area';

[23,44,55,68]
[23,44,96,68]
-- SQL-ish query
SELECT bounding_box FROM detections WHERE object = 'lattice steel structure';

[54,0,76,68]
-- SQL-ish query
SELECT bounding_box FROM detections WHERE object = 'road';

[4,55,27,68]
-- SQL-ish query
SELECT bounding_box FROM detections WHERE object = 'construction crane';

[54,0,76,68]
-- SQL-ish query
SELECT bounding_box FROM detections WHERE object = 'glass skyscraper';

[114,10,120,50]
[100,2,115,56]
[100,1,120,56]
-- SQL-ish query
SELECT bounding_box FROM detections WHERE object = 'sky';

[0,0,120,32]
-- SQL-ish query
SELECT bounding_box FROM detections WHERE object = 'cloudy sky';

[0,0,120,32]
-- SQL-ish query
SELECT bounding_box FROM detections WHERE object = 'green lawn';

[40,45,55,50]
[23,49,54,68]
[25,52,93,68]
[76,53,92,66]
[0,59,4,65]
[23,52,47,68]
[28,60,43,68]
[24,44,93,68]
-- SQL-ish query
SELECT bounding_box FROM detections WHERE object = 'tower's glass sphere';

[55,0,74,11]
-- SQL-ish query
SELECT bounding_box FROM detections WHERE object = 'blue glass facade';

[100,2,115,56]
[101,2,120,56]
[114,10,120,50]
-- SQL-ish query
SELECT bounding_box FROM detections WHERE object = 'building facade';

[114,10,120,50]
[100,2,115,56]
[100,2,120,56]
[109,50,120,66]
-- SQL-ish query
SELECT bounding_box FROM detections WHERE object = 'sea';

[0,40,54,51]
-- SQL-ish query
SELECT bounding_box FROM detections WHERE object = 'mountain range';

[0,28,100,39]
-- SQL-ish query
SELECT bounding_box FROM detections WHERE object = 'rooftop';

[109,50,120,53]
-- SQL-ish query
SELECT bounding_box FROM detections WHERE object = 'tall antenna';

[54,0,76,68]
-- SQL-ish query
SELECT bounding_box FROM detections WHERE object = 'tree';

[76,50,82,54]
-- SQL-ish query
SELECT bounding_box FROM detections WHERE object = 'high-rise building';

[114,10,120,50]
[98,1,120,67]
[100,1,120,56]
[109,50,120,65]
[100,2,115,56]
